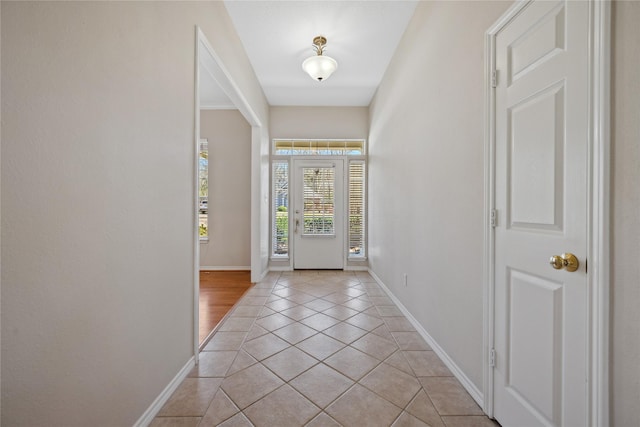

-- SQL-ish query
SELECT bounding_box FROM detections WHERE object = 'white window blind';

[302,167,335,235]
[349,161,365,257]
[199,139,208,239]
[272,161,289,256]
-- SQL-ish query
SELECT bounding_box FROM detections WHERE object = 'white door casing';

[293,159,344,269]
[488,0,610,426]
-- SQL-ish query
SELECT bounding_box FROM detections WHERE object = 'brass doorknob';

[549,253,579,272]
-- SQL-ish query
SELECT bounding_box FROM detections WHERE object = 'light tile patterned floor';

[151,271,499,427]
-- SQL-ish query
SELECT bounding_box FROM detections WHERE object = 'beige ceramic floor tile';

[273,288,298,298]
[341,298,373,311]
[326,384,402,427]
[404,351,452,377]
[384,351,415,376]
[245,324,269,341]
[322,292,353,304]
[366,288,388,297]
[322,322,368,344]
[305,298,337,312]
[161,271,491,427]
[392,331,432,351]
[286,292,317,304]
[220,363,284,409]
[241,333,290,361]
[148,417,201,427]
[258,306,276,318]
[420,377,484,416]
[370,324,395,341]
[369,296,395,306]
[230,305,263,317]
[363,306,382,317]
[343,287,366,297]
[351,333,398,361]
[300,312,342,331]
[245,287,272,297]
[384,316,416,332]
[199,389,239,426]
[281,305,318,321]
[218,317,255,332]
[265,294,282,303]
[272,321,318,344]
[240,296,268,306]
[345,312,385,331]
[441,415,500,427]
[265,298,298,312]
[405,389,445,427]
[157,378,222,416]
[262,346,318,381]
[290,363,354,408]
[377,306,405,317]
[296,333,345,360]
[217,412,253,427]
[189,351,236,377]
[226,350,257,376]
[203,332,247,351]
[360,363,421,408]
[305,412,342,427]
[322,305,359,321]
[243,385,320,427]
[324,346,380,381]
[255,312,295,331]
[391,411,430,427]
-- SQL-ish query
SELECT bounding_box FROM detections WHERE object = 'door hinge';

[491,69,498,88]
[490,209,497,228]
[490,348,496,367]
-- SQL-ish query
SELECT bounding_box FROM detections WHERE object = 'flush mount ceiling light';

[302,36,338,82]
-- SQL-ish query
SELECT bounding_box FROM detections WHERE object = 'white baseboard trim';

[133,356,196,427]
[367,269,485,408]
[200,266,250,271]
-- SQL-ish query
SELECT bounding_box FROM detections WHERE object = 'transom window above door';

[274,139,365,156]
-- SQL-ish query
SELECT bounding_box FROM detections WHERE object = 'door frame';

[194,27,264,357]
[482,1,611,424]
[291,158,346,270]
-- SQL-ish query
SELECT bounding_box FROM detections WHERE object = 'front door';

[293,159,344,269]
[493,1,589,426]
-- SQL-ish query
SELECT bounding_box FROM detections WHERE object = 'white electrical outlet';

[403,273,408,287]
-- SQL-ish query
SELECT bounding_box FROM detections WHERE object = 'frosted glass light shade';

[302,55,338,82]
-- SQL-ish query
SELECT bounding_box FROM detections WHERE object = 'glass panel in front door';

[302,167,335,235]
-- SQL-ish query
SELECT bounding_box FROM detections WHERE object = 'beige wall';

[368,0,510,393]
[200,110,252,268]
[0,2,268,425]
[270,106,369,140]
[611,1,640,425]
[369,0,639,423]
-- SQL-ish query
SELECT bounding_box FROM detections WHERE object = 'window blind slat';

[349,161,365,257]
[274,140,364,155]
[272,161,289,256]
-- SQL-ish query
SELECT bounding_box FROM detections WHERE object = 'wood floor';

[199,270,252,345]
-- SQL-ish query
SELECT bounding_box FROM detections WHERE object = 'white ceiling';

[221,0,418,107]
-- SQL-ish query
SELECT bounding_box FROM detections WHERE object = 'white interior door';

[293,159,344,269]
[493,1,589,426]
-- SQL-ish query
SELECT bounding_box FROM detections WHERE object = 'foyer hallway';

[151,271,498,427]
